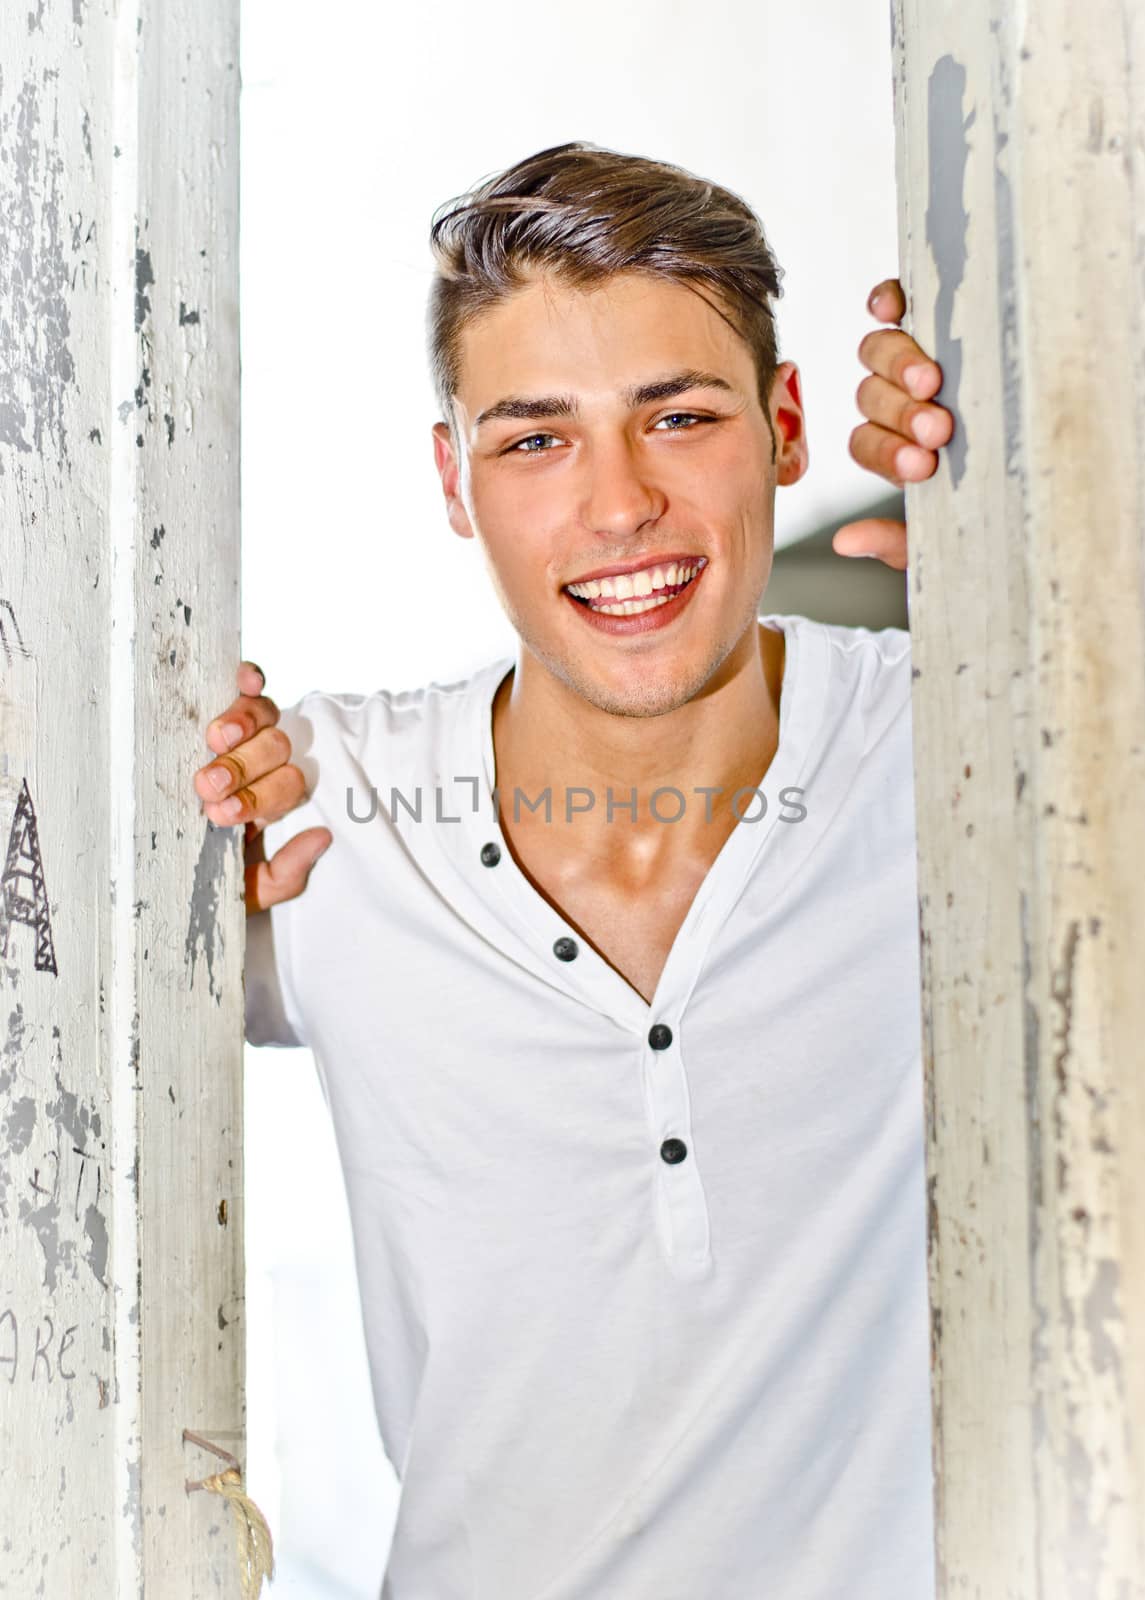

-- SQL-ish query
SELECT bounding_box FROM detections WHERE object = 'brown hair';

[426,141,784,455]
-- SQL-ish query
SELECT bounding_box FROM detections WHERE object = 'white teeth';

[566,557,705,603]
[593,594,672,616]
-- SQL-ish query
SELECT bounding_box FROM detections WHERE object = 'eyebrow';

[473,368,737,431]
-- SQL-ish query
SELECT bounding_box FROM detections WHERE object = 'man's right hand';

[194,660,333,916]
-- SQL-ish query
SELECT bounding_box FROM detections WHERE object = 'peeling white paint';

[1,0,242,1591]
[893,0,1145,1593]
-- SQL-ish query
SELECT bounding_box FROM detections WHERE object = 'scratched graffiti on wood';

[0,778,57,975]
[0,598,30,668]
[0,1309,80,1384]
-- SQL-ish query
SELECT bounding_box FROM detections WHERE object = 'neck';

[491,620,785,875]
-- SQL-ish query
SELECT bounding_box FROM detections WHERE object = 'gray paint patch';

[185,823,234,1003]
[135,246,155,333]
[0,75,77,463]
[83,1201,108,1287]
[19,1188,63,1291]
[17,1058,107,1291]
[46,1064,102,1148]
[3,1094,36,1152]
[0,1004,30,1220]
[124,1454,142,1562]
[1084,1257,1122,1385]
[925,55,974,489]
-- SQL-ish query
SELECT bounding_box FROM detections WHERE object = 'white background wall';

[239,4,899,1592]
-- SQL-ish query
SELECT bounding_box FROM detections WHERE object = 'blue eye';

[509,433,557,454]
[504,414,715,456]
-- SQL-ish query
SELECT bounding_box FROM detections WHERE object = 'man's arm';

[194,660,333,915]
[193,661,333,1046]
[834,277,953,571]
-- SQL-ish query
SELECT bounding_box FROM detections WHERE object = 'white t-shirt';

[245,612,936,1600]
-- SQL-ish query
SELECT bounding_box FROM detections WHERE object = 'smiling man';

[203,142,953,1598]
[432,261,804,1005]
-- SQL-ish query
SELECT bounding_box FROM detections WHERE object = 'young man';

[198,143,953,1598]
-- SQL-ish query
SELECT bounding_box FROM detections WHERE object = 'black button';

[660,1138,688,1165]
[553,936,578,962]
[480,841,501,867]
[648,1023,673,1050]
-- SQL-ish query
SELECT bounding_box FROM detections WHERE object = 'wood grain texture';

[892,1,1145,1594]
[0,1,243,1591]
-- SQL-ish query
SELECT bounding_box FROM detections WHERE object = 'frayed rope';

[184,1430,276,1598]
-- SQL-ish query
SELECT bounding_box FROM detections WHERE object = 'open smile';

[562,557,708,634]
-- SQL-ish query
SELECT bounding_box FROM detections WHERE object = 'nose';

[579,432,666,542]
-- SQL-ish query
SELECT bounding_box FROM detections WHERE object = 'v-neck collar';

[437,614,834,1032]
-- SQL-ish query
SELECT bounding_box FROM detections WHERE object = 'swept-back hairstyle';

[426,141,784,454]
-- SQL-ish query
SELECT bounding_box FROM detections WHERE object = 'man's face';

[432,269,808,719]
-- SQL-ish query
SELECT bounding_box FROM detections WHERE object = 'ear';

[432,420,476,540]
[769,361,809,488]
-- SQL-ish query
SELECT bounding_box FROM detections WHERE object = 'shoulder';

[765,612,912,761]
[275,656,512,790]
[807,615,910,747]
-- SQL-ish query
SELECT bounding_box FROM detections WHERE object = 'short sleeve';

[244,899,307,1048]
[242,690,317,1050]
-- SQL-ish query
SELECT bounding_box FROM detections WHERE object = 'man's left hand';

[833,278,953,572]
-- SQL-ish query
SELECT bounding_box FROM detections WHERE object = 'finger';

[244,818,267,868]
[849,419,939,486]
[867,278,906,324]
[832,518,909,572]
[857,327,944,401]
[196,724,294,806]
[247,826,333,915]
[204,692,280,758]
[201,758,308,829]
[237,660,266,696]
[856,373,953,451]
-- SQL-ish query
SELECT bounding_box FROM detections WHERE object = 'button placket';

[642,1018,710,1274]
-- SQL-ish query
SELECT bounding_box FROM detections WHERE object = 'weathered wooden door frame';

[1,3,245,1591]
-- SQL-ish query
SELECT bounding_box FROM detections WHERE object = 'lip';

[563,553,706,588]
[563,559,708,636]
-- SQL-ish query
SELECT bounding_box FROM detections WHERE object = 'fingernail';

[248,662,265,685]
[208,766,232,794]
[219,796,243,819]
[868,290,883,315]
[219,721,244,750]
[903,364,928,395]
[911,413,942,447]
[895,443,932,477]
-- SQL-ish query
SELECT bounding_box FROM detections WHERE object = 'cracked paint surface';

[5,1019,109,1294]
[185,821,233,1003]
[0,70,76,461]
